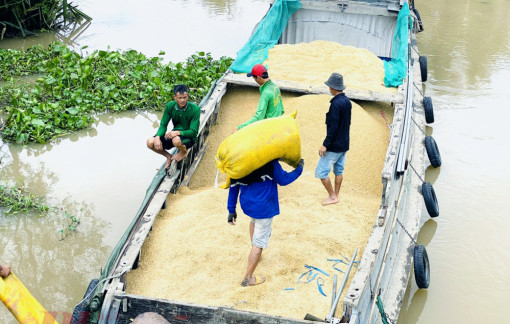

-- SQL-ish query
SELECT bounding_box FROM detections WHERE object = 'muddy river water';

[1,0,509,323]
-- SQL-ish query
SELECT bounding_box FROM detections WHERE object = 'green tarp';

[384,3,412,87]
[230,0,302,73]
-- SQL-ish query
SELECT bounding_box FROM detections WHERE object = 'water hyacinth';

[0,42,234,144]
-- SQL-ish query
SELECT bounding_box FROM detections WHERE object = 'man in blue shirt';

[227,159,304,287]
[316,73,352,206]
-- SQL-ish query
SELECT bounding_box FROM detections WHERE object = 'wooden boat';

[78,1,440,323]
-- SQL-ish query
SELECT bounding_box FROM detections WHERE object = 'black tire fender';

[413,8,422,22]
[425,136,442,168]
[413,8,424,32]
[419,55,428,82]
[422,182,439,217]
[71,278,99,324]
[423,96,434,124]
[413,244,430,289]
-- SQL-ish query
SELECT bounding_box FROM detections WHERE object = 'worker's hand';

[154,136,163,151]
[0,265,11,278]
[228,212,237,225]
[319,145,327,157]
[165,131,180,139]
[297,159,304,169]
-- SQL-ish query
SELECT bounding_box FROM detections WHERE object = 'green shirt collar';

[259,80,273,92]
[174,102,188,111]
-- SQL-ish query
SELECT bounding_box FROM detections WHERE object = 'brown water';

[1,0,510,323]
[398,1,510,323]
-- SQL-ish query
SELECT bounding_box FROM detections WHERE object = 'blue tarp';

[230,0,302,73]
[384,3,412,87]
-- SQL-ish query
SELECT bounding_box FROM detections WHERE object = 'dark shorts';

[159,136,195,150]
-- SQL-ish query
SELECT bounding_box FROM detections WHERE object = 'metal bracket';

[377,206,388,226]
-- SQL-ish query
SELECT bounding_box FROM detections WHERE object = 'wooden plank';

[181,143,208,187]
[199,81,228,133]
[297,1,399,16]
[111,172,180,277]
[222,72,404,104]
[112,292,314,324]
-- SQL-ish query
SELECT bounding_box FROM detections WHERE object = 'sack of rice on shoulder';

[216,110,301,187]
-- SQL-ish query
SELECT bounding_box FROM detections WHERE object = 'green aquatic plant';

[58,209,81,241]
[0,0,91,38]
[0,182,49,214]
[0,43,234,144]
[0,181,81,239]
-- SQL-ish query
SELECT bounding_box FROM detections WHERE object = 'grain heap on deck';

[126,86,393,320]
[264,40,397,94]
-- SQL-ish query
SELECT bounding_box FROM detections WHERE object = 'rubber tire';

[423,96,434,124]
[413,8,422,22]
[71,278,99,324]
[414,244,430,289]
[419,55,428,82]
[425,136,442,168]
[413,8,424,32]
[422,182,439,217]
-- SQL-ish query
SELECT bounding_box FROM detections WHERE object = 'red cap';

[247,64,268,78]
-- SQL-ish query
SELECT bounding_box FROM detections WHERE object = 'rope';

[376,295,396,324]
[411,116,426,136]
[408,162,425,184]
[73,268,128,309]
[413,82,424,97]
[396,217,417,245]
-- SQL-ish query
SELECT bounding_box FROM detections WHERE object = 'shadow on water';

[425,165,440,185]
[398,285,429,323]
[417,219,438,247]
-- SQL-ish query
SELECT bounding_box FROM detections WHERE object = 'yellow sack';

[216,110,301,182]
[0,273,58,324]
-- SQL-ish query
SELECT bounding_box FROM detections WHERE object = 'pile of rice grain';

[264,40,397,94]
[126,86,393,320]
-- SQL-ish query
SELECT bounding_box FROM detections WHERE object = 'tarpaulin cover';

[384,3,412,87]
[230,0,302,73]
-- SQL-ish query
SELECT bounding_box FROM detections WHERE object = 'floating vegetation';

[58,210,81,241]
[0,0,91,39]
[0,182,49,214]
[0,42,234,144]
[0,181,81,239]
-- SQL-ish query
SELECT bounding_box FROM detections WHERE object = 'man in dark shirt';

[146,84,201,169]
[315,73,352,206]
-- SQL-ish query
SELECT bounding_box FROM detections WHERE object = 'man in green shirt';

[237,64,284,130]
[147,84,201,169]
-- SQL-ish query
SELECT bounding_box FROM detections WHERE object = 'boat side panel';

[280,8,396,57]
[112,292,313,324]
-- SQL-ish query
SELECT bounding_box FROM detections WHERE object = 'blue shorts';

[315,151,346,179]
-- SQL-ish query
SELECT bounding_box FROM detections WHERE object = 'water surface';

[1,0,510,323]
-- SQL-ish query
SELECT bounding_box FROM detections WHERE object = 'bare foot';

[171,150,187,162]
[241,276,265,287]
[164,158,172,170]
[321,196,339,206]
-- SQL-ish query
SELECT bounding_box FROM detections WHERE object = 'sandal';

[241,275,265,287]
